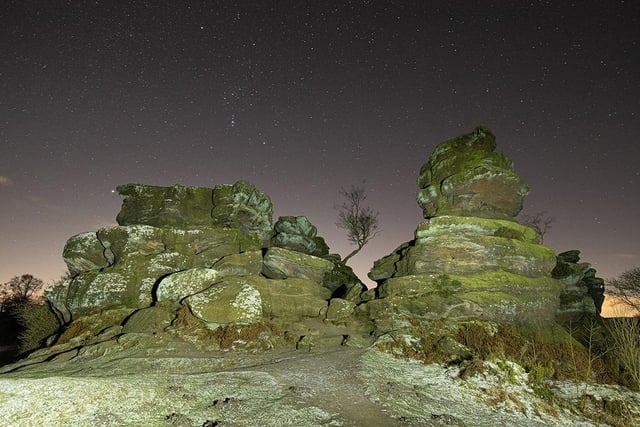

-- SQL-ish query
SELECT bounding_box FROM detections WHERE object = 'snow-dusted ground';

[1,337,638,426]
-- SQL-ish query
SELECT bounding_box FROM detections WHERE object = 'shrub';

[379,320,611,383]
[15,302,61,354]
[605,317,640,390]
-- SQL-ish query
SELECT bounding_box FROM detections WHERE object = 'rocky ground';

[1,327,638,427]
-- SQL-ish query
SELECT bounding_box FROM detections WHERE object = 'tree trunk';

[342,246,363,264]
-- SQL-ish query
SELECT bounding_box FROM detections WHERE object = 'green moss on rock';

[416,127,529,219]
[116,183,214,227]
[262,247,334,285]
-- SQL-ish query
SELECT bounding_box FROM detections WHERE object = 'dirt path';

[240,347,419,426]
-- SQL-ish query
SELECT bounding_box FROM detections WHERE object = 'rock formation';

[271,215,330,257]
[553,249,605,323]
[416,126,529,220]
[47,181,365,344]
[364,127,560,329]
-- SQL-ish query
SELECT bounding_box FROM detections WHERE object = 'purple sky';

[1,1,638,287]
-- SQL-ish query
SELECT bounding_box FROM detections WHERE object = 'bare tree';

[336,185,380,264]
[0,274,44,312]
[519,210,555,243]
[608,267,640,315]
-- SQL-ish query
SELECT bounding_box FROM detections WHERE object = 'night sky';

[1,1,638,288]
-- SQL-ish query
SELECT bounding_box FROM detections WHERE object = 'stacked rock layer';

[365,127,561,328]
[47,181,364,338]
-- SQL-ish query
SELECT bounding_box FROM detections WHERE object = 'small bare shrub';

[605,317,640,390]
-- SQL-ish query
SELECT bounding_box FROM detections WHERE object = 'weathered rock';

[62,232,112,276]
[364,272,560,331]
[262,247,334,284]
[254,277,331,320]
[368,241,412,283]
[116,183,214,227]
[416,126,528,220]
[121,306,174,334]
[552,250,605,322]
[371,217,555,280]
[185,279,263,327]
[326,298,356,324]
[322,261,366,302]
[183,275,331,323]
[155,268,220,303]
[116,181,273,246]
[212,251,263,276]
[271,216,330,257]
[211,180,274,247]
[47,225,260,317]
[367,128,560,326]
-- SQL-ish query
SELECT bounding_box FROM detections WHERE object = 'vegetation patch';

[212,322,280,350]
[493,226,524,240]
[377,320,613,384]
[56,308,132,345]
[170,305,281,351]
[15,302,61,354]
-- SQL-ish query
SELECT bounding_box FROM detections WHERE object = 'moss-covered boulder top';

[116,181,274,246]
[417,126,529,220]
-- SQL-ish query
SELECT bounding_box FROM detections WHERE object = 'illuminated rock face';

[416,126,528,220]
[271,215,330,257]
[367,127,560,327]
[46,181,363,332]
[116,181,274,246]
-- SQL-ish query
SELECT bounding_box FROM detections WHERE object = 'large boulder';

[116,181,274,246]
[184,275,331,326]
[270,216,363,300]
[211,180,274,247]
[212,251,263,276]
[63,232,112,276]
[47,225,261,317]
[262,247,335,285]
[416,126,528,220]
[46,179,345,329]
[362,272,560,332]
[370,216,555,280]
[155,268,220,303]
[184,279,263,327]
[271,216,330,257]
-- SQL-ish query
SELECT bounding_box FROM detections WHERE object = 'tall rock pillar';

[365,127,560,330]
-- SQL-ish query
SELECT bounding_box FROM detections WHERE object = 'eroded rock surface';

[47,180,365,341]
[416,126,529,220]
[271,215,330,257]
[367,127,560,328]
[553,250,605,323]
